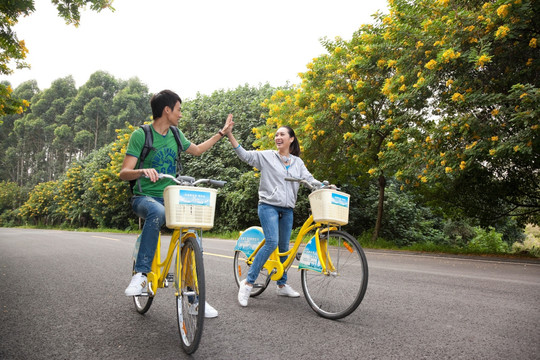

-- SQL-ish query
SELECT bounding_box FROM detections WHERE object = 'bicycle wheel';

[301,230,368,320]
[176,236,205,354]
[132,261,153,314]
[233,250,271,297]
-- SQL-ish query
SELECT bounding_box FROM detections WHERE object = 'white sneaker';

[238,279,252,307]
[187,301,219,318]
[125,273,147,296]
[277,284,300,298]
[204,302,218,318]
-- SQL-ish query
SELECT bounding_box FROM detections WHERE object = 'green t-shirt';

[126,125,191,198]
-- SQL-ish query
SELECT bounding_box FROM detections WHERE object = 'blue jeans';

[247,203,294,286]
[131,196,166,273]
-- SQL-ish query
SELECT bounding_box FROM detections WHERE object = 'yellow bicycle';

[233,178,368,320]
[130,174,225,354]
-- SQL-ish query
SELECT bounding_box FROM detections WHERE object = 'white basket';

[163,186,217,230]
[308,189,350,225]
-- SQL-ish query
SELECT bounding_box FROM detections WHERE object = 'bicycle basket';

[308,189,350,225]
[163,185,217,230]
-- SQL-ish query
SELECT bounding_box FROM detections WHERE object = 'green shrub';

[467,227,509,253]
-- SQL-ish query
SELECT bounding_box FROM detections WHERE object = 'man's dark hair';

[150,90,182,119]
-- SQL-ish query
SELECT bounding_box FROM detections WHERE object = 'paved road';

[1,228,539,359]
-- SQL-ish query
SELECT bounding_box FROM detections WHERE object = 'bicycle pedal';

[252,283,265,289]
[296,252,303,261]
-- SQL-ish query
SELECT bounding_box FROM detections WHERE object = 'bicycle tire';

[132,261,153,314]
[301,230,368,320]
[233,250,271,297]
[176,236,205,354]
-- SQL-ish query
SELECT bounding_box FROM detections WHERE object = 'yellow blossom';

[460,161,466,170]
[496,4,510,18]
[343,132,353,140]
[399,84,406,92]
[526,58,533,66]
[451,92,465,102]
[425,59,438,70]
[514,145,519,152]
[416,41,424,49]
[421,176,428,183]
[530,38,537,48]
[476,54,492,67]
[489,149,496,156]
[368,168,376,175]
[520,93,528,99]
[495,25,510,39]
[441,48,461,63]
[445,167,453,173]
[491,109,499,116]
[387,142,396,149]
[446,79,454,87]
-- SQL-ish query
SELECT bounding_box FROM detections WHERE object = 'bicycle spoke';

[301,231,368,319]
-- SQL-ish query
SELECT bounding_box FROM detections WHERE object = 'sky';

[3,0,388,100]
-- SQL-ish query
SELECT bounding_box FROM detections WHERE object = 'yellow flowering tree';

[256,21,430,241]
[88,124,135,229]
[381,0,539,224]
[19,181,58,225]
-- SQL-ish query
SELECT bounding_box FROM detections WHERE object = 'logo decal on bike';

[331,192,349,207]
[178,190,211,206]
[298,236,323,272]
[234,227,265,258]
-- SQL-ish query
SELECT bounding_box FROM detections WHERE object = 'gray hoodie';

[234,145,321,208]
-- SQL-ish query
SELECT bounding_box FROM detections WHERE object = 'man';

[119,89,233,318]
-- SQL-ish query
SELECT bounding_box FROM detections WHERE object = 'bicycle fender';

[234,226,264,258]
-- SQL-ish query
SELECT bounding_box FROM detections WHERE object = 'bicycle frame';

[244,215,337,281]
[145,228,200,296]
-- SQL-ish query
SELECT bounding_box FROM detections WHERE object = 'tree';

[381,0,539,226]
[0,0,114,117]
[256,24,429,241]
[179,84,277,230]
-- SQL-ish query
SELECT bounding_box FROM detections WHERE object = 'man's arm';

[119,155,160,182]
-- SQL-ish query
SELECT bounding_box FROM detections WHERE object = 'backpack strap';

[170,126,185,175]
[129,124,155,193]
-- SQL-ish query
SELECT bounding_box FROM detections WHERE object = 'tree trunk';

[371,175,386,242]
[94,115,99,149]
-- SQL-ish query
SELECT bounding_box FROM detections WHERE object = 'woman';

[226,125,321,307]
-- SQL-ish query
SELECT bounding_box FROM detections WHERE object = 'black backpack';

[129,124,185,193]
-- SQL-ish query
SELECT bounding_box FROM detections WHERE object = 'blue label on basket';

[234,227,265,258]
[178,189,211,206]
[331,193,349,207]
[298,235,323,272]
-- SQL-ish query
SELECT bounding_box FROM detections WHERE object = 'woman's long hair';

[281,126,300,157]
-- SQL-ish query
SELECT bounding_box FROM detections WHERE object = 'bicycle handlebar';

[146,173,227,188]
[284,177,337,191]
